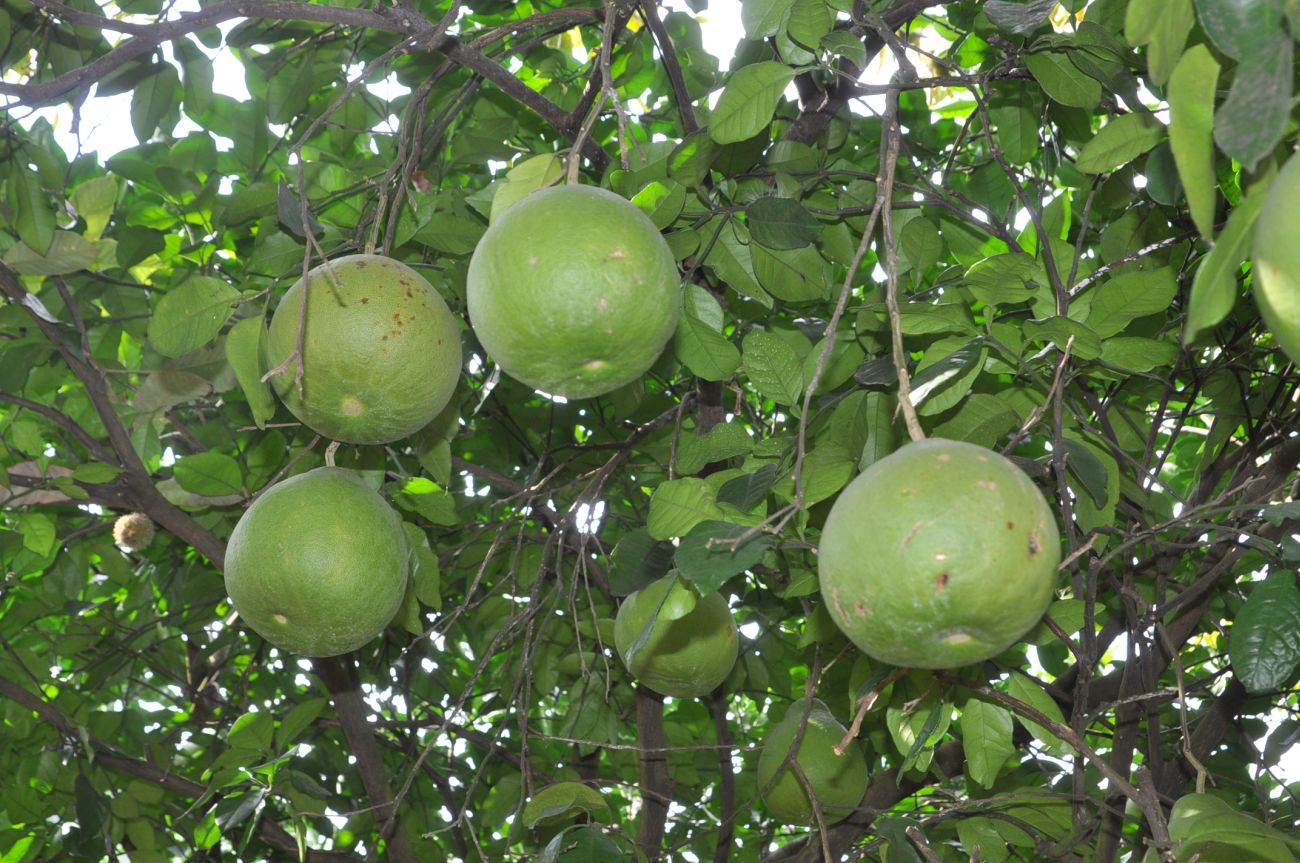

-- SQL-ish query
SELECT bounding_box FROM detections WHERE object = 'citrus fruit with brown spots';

[757,697,868,825]
[266,254,461,444]
[224,467,410,657]
[613,576,738,698]
[1254,152,1300,365]
[466,184,681,398]
[819,438,1060,669]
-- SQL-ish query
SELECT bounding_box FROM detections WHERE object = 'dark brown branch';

[312,656,417,863]
[0,391,118,464]
[640,0,698,134]
[635,685,673,860]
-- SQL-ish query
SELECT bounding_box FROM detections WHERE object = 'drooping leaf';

[1168,45,1220,241]
[710,62,795,145]
[148,276,241,358]
[224,315,276,430]
[960,699,1015,787]
[984,0,1056,35]
[646,478,724,540]
[1183,191,1266,343]
[1075,113,1165,174]
[1229,572,1300,693]
[675,520,772,592]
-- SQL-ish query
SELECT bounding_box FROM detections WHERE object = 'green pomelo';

[224,467,410,657]
[613,576,739,698]
[266,254,461,444]
[1253,152,1300,365]
[819,438,1061,669]
[757,698,868,825]
[466,184,681,399]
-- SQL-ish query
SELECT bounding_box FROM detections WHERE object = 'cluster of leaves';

[2,0,1299,862]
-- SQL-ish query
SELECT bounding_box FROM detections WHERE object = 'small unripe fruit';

[113,512,156,551]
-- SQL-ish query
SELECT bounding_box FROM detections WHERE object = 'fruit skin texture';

[613,576,738,698]
[466,184,681,398]
[1253,152,1300,365]
[757,698,868,825]
[266,254,461,444]
[819,438,1060,669]
[224,467,410,657]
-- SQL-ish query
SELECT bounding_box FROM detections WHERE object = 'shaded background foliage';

[2,0,1300,861]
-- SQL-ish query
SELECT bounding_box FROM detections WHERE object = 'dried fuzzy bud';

[113,512,156,552]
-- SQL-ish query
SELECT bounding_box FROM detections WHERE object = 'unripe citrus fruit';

[613,576,738,698]
[819,438,1060,669]
[466,184,681,398]
[266,254,461,444]
[757,698,868,825]
[224,467,410,657]
[1253,152,1300,364]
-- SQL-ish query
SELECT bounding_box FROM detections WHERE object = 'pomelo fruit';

[224,467,410,657]
[613,576,738,698]
[757,697,868,825]
[1253,152,1300,365]
[266,254,461,444]
[819,438,1060,669]
[466,184,681,398]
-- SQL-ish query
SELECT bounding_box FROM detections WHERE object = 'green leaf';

[742,330,805,406]
[785,0,834,50]
[632,180,687,230]
[490,154,564,223]
[746,197,819,249]
[1025,51,1101,108]
[960,699,1015,787]
[1183,191,1266,343]
[3,231,104,276]
[676,421,754,475]
[647,478,724,540]
[1213,32,1292,172]
[1006,674,1067,752]
[72,463,121,484]
[130,64,180,143]
[227,711,274,753]
[1074,114,1165,174]
[716,464,779,511]
[19,513,56,557]
[275,698,326,749]
[675,520,771,593]
[69,176,118,242]
[674,312,741,381]
[742,0,794,38]
[148,276,240,358]
[1124,0,1194,84]
[932,393,1019,448]
[224,316,276,430]
[1100,337,1179,371]
[403,522,441,610]
[965,253,1040,306]
[609,529,676,595]
[985,0,1056,34]
[752,243,826,303]
[1168,45,1220,241]
[173,451,243,498]
[8,160,55,257]
[1084,268,1178,338]
[1229,572,1300,693]
[1168,792,1297,863]
[1195,0,1281,58]
[522,782,610,828]
[710,62,795,145]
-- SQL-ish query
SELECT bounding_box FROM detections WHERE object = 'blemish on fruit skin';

[942,631,973,645]
[936,453,951,463]
[934,552,948,562]
[528,256,539,265]
[272,613,288,625]
[976,479,997,490]
[853,600,870,619]
[361,297,370,304]
[976,454,989,463]
[1006,521,1015,530]
[934,572,950,593]
[583,359,609,374]
[606,250,627,260]
[1028,532,1042,556]
[341,397,363,417]
[900,521,923,549]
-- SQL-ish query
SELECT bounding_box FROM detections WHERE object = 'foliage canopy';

[2,0,1300,861]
